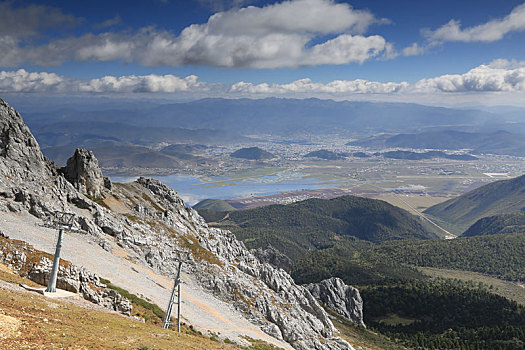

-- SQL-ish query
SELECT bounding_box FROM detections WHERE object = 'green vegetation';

[424,174,525,233]
[208,195,437,260]
[100,278,165,325]
[462,212,525,237]
[418,267,525,306]
[293,233,525,285]
[323,307,404,350]
[193,198,237,212]
[361,279,525,349]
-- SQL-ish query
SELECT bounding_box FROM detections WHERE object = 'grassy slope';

[417,267,525,306]
[0,272,236,350]
[424,174,525,233]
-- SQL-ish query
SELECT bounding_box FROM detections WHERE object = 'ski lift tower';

[45,211,76,293]
[162,259,183,332]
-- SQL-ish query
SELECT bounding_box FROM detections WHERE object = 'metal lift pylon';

[162,260,183,331]
[45,211,76,293]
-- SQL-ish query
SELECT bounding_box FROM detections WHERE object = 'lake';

[110,172,338,206]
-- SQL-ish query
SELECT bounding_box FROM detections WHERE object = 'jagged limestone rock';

[251,245,293,273]
[0,98,48,177]
[306,277,365,327]
[62,148,105,197]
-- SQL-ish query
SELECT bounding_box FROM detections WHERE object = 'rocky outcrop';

[0,98,354,350]
[251,245,293,273]
[306,278,365,327]
[0,236,132,316]
[0,98,48,178]
[62,148,105,197]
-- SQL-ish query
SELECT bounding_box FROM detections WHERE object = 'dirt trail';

[0,211,291,349]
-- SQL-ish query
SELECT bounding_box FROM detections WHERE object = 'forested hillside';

[462,212,525,237]
[205,195,437,259]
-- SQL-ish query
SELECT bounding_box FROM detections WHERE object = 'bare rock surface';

[0,235,132,316]
[251,245,293,273]
[306,277,365,327]
[0,97,354,350]
[62,148,105,197]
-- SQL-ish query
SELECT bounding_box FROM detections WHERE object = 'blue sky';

[1,0,525,105]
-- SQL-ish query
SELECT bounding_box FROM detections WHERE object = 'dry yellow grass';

[0,284,239,349]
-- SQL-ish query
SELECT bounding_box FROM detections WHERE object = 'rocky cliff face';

[0,98,354,350]
[252,245,293,273]
[306,278,365,327]
[61,148,107,197]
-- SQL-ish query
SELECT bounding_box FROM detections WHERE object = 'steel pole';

[162,261,183,329]
[162,279,177,329]
[46,229,63,293]
[177,278,181,332]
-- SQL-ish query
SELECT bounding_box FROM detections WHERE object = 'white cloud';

[231,78,409,94]
[0,70,69,92]
[425,3,525,43]
[413,60,525,93]
[0,0,390,69]
[80,74,204,93]
[5,60,524,98]
[0,70,206,93]
[402,43,426,56]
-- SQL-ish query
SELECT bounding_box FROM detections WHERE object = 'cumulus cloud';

[80,74,204,93]
[231,78,409,94]
[425,3,525,43]
[232,59,525,96]
[0,70,206,93]
[0,70,69,93]
[1,0,390,69]
[5,60,524,97]
[413,60,525,92]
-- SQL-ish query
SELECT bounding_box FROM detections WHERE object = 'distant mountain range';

[22,97,524,138]
[350,130,525,156]
[43,141,214,169]
[425,174,525,233]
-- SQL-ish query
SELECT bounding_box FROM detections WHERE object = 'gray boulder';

[251,245,293,273]
[62,148,105,197]
[306,277,365,327]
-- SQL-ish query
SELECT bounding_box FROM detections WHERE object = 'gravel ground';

[0,211,291,349]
